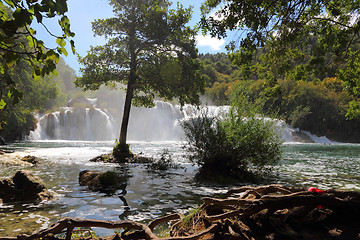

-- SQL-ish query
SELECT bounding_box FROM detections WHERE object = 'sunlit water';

[0,141,359,236]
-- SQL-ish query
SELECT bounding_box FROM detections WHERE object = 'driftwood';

[1,184,360,240]
[171,184,360,239]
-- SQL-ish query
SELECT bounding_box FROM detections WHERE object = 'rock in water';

[21,155,40,164]
[89,153,152,164]
[0,170,53,203]
[79,170,128,194]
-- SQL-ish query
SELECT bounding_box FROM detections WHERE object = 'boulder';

[79,170,128,194]
[90,153,115,163]
[0,170,53,203]
[0,149,14,154]
[21,155,40,164]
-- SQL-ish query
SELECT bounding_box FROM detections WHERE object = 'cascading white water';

[28,106,116,141]
[28,100,333,143]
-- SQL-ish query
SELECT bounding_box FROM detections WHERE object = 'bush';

[147,149,180,171]
[182,96,283,182]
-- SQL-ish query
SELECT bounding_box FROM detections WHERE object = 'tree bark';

[114,54,136,162]
[118,19,137,147]
[119,80,134,146]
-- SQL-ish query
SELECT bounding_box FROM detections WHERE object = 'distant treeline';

[200,43,360,142]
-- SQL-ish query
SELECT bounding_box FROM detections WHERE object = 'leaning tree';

[75,0,204,160]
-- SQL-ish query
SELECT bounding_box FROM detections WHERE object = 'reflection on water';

[0,141,224,236]
[277,143,360,190]
[0,141,360,236]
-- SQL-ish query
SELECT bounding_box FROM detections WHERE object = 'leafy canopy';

[201,0,359,63]
[200,0,360,118]
[0,59,58,141]
[0,0,75,110]
[76,0,204,107]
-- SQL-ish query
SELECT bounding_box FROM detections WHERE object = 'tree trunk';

[114,22,137,162]
[113,79,134,162]
[119,81,133,146]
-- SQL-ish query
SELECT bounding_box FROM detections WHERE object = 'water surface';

[0,141,359,236]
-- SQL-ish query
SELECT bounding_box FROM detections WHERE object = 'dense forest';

[0,58,74,142]
[199,42,360,142]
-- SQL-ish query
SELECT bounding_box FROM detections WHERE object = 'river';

[0,140,359,237]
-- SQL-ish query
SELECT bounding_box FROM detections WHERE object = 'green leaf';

[59,16,74,37]
[56,46,68,57]
[61,47,68,56]
[56,37,66,47]
[44,59,57,74]
[55,0,67,14]
[27,35,35,48]
[32,66,41,80]
[34,11,43,23]
[4,0,15,7]
[13,8,33,27]
[0,99,6,110]
[346,100,360,120]
[46,49,60,64]
[0,3,9,20]
[70,40,75,54]
[42,0,56,17]
[8,87,23,104]
[4,52,19,67]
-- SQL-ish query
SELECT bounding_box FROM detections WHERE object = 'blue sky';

[33,0,234,74]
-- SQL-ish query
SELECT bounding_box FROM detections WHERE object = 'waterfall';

[28,106,116,141]
[28,100,333,143]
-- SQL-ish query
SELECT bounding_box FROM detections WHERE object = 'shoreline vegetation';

[0,184,359,240]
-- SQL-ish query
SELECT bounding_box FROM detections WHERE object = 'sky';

[32,0,234,74]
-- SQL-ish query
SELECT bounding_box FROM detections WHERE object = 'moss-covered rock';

[113,143,133,163]
[79,170,128,194]
[0,170,53,203]
[21,155,40,164]
[89,153,152,164]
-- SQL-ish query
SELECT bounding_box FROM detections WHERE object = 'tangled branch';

[1,184,359,240]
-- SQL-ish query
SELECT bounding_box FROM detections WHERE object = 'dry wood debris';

[1,184,359,240]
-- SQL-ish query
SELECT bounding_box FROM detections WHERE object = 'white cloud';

[196,35,225,51]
